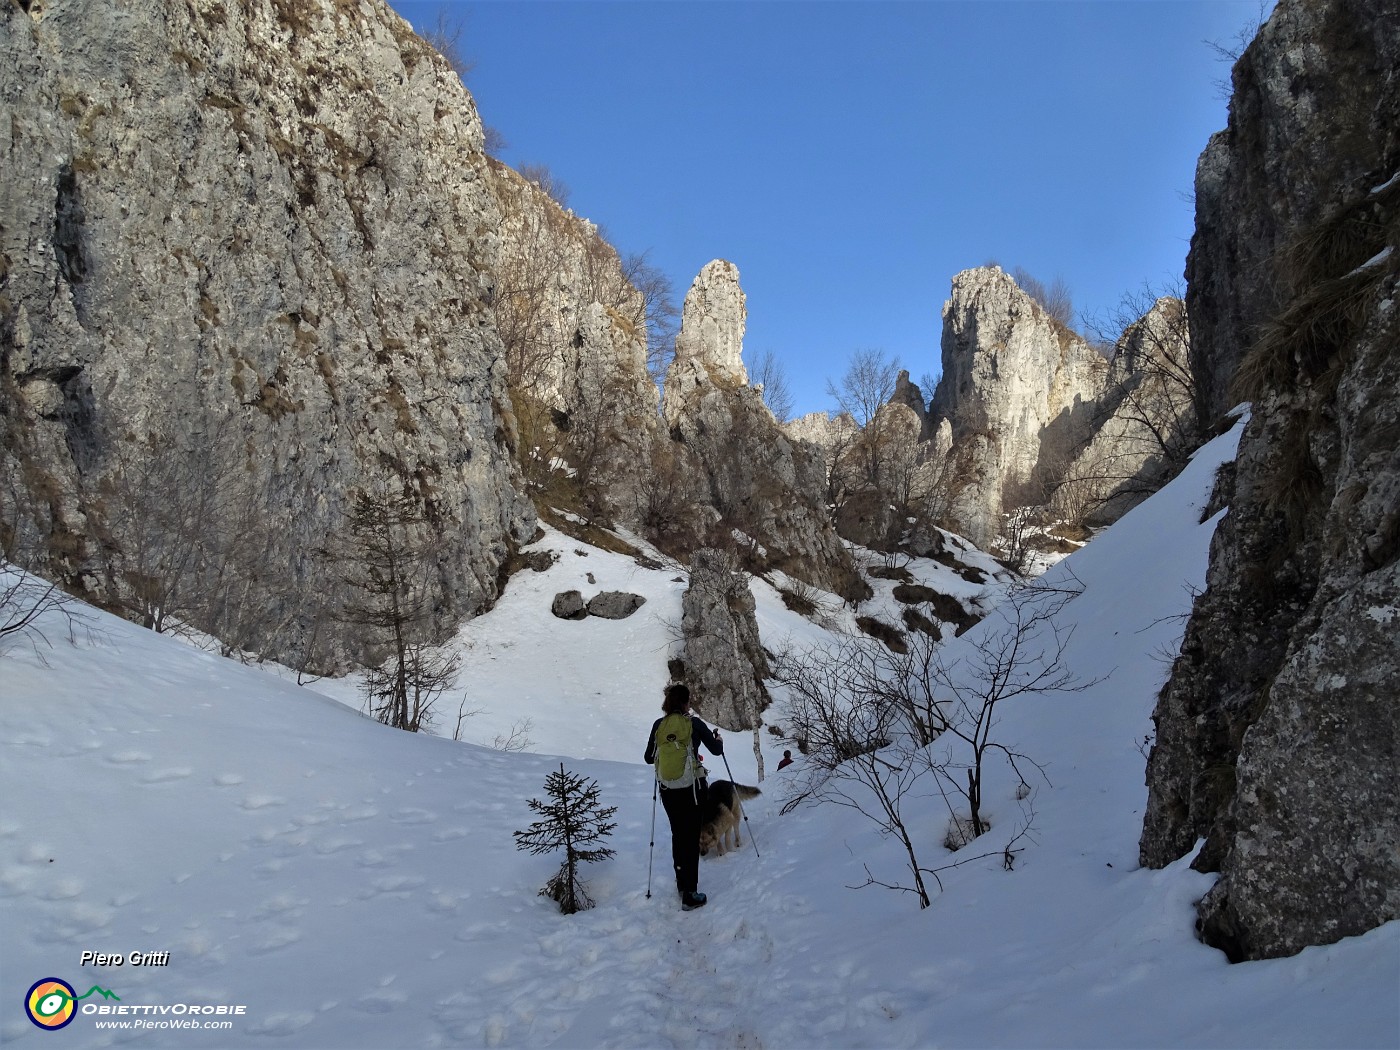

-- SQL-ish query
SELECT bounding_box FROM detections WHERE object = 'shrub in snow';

[944,815,990,852]
[514,764,617,914]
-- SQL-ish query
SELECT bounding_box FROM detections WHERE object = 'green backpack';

[654,713,697,789]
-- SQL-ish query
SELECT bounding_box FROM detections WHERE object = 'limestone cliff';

[663,261,864,600]
[0,0,533,660]
[928,267,1105,548]
[1185,0,1400,425]
[679,547,770,732]
[486,160,661,523]
[1063,297,1196,524]
[1140,0,1400,960]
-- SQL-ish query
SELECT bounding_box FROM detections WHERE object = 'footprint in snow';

[390,808,437,825]
[425,893,460,915]
[359,875,425,899]
[239,794,285,810]
[248,895,305,920]
[213,773,244,786]
[39,877,83,901]
[245,1012,315,1036]
[352,990,407,1015]
[312,838,363,856]
[247,927,303,955]
[141,767,193,784]
[37,902,114,944]
[107,750,151,764]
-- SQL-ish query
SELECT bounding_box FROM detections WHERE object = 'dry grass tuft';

[1233,180,1399,405]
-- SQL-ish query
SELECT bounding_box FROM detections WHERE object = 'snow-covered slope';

[2,420,1396,1049]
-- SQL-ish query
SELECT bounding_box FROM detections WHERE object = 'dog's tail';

[731,783,761,801]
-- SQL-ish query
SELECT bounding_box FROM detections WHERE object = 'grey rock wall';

[680,547,769,731]
[928,267,1105,548]
[663,261,864,600]
[1063,297,1196,524]
[1141,0,1400,960]
[486,161,664,526]
[1185,0,1400,425]
[1,0,533,659]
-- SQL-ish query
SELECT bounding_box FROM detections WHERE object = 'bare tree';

[324,487,457,733]
[773,576,1091,908]
[903,579,1091,837]
[518,163,571,210]
[418,10,475,82]
[91,416,306,657]
[824,348,905,503]
[1204,1,1270,99]
[826,347,900,429]
[621,251,679,383]
[772,636,934,905]
[1081,287,1199,471]
[748,348,795,422]
[0,563,85,657]
[493,718,536,752]
[1012,267,1074,329]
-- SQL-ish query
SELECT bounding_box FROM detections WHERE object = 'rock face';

[671,259,747,387]
[1141,0,1400,961]
[783,410,859,453]
[663,261,864,600]
[487,161,661,522]
[0,0,534,661]
[928,267,1105,548]
[889,370,932,441]
[1063,297,1197,524]
[550,591,588,620]
[680,548,769,731]
[831,401,926,551]
[585,591,645,620]
[1185,0,1400,426]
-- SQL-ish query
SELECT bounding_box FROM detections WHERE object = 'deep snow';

[2,420,1397,1049]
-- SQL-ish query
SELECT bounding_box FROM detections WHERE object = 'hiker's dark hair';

[662,683,690,715]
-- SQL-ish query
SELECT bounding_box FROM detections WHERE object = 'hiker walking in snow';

[777,750,794,770]
[645,683,722,911]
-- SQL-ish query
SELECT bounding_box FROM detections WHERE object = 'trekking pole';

[718,745,761,858]
[645,776,658,899]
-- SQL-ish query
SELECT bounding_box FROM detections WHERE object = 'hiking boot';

[681,891,707,911]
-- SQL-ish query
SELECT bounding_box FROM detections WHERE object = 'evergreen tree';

[514,764,617,914]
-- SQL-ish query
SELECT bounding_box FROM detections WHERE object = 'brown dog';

[699,780,760,857]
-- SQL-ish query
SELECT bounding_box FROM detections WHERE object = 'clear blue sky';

[391,0,1266,417]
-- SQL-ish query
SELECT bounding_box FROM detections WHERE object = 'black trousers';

[659,784,701,894]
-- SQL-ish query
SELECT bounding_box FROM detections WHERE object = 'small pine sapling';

[514,763,617,914]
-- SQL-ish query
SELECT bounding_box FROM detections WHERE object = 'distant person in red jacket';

[776,750,794,770]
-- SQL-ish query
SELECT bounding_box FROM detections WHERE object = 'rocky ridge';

[1185,0,1400,425]
[486,160,661,524]
[927,267,1107,548]
[1140,0,1400,960]
[663,262,865,600]
[1063,297,1196,524]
